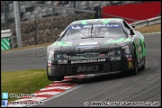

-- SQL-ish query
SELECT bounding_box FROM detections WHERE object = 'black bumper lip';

[48,60,132,77]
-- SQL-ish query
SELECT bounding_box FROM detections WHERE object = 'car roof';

[70,18,123,25]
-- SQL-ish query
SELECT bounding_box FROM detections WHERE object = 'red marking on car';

[99,54,105,57]
[127,58,132,61]
[48,63,51,66]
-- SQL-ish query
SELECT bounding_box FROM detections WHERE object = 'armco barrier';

[130,16,161,28]
[1,29,13,51]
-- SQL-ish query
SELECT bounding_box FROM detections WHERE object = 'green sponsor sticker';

[81,20,87,25]
[52,41,72,46]
[103,19,111,24]
[103,38,125,44]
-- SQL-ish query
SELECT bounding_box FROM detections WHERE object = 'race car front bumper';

[47,59,134,77]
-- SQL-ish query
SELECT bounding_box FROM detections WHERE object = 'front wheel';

[130,55,138,75]
[47,64,64,81]
[140,57,145,70]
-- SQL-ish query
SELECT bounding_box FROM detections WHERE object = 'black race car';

[47,18,146,81]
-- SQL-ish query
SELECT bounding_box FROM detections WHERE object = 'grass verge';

[1,69,52,102]
[135,24,161,33]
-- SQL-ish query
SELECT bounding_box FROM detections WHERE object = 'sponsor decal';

[126,55,132,58]
[137,46,143,58]
[71,58,105,64]
[68,24,122,30]
[135,39,140,45]
[116,56,121,60]
[110,57,115,61]
[138,46,142,53]
[82,24,120,28]
[71,26,81,29]
[79,19,121,25]
[110,56,121,61]
[103,19,111,24]
[81,20,87,25]
[140,38,146,57]
[77,65,99,72]
[127,58,132,61]
[80,19,108,25]
[79,42,97,45]
[57,60,68,64]
[128,61,133,69]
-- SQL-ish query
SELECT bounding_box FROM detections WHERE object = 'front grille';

[69,52,107,59]
[54,48,125,60]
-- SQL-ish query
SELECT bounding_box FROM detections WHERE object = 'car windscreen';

[60,23,127,41]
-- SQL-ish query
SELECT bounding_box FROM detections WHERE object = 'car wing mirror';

[131,25,135,28]
[130,29,135,36]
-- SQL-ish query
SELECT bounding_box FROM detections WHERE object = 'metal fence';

[131,16,161,28]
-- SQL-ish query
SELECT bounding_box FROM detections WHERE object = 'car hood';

[48,37,133,53]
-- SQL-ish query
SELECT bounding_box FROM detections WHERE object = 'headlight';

[116,50,121,55]
[109,49,121,56]
[63,54,69,59]
[122,46,130,54]
[109,50,115,56]
[109,49,122,61]
[56,54,62,59]
[48,51,54,60]
[55,54,69,59]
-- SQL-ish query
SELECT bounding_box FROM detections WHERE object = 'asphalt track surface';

[1,33,161,107]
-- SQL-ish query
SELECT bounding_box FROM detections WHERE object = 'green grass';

[1,69,52,102]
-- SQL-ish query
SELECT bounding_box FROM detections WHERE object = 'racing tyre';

[140,57,145,70]
[48,76,64,81]
[130,51,138,75]
[47,64,64,81]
